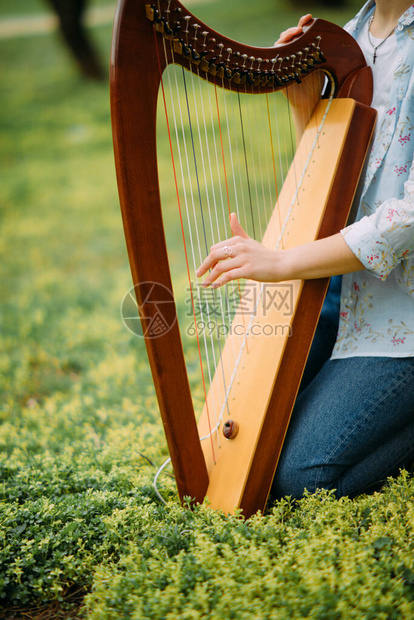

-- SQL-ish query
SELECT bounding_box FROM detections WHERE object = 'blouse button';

[397,24,404,31]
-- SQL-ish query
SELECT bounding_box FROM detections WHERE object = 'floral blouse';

[332,0,414,358]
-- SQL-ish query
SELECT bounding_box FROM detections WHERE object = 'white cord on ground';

[153,457,172,504]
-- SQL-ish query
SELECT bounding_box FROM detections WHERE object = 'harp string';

[204,85,248,433]
[285,88,300,207]
[177,69,229,449]
[213,53,253,365]
[184,68,233,427]
[214,81,250,357]
[257,90,272,251]
[163,62,251,441]
[237,91,256,239]
[273,94,288,252]
[188,65,224,440]
[184,45,245,426]
[196,76,241,383]
[244,87,262,238]
[213,97,244,379]
[196,74,241,432]
[257,86,276,240]
[229,92,248,233]
[266,92,283,248]
[185,54,239,433]
[246,87,266,239]
[214,84,232,217]
[260,93,277,245]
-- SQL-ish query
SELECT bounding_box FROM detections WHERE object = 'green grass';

[2,1,414,619]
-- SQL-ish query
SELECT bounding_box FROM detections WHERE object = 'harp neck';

[139,0,372,104]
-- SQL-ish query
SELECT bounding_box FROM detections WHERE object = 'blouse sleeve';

[341,166,414,280]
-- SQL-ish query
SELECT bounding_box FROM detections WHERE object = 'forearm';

[279,232,365,281]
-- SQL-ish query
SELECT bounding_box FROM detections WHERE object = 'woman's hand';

[196,213,281,288]
[196,214,365,289]
[274,14,313,46]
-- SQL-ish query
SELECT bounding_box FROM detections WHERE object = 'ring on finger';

[223,245,233,258]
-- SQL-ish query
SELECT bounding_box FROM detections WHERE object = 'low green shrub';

[85,473,414,620]
[0,452,163,606]
[2,464,414,617]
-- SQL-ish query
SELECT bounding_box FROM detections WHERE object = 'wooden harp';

[110,0,376,518]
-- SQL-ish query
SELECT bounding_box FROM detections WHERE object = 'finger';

[229,212,249,239]
[196,244,235,277]
[298,13,313,28]
[201,256,241,287]
[210,238,234,251]
[274,26,302,45]
[274,15,313,46]
[208,237,238,254]
[196,248,223,278]
[211,267,247,289]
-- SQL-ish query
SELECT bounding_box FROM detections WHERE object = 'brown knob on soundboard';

[223,419,239,439]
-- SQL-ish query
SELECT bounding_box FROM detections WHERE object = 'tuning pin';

[193,23,201,42]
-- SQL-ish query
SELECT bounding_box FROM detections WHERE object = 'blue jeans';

[271,278,414,500]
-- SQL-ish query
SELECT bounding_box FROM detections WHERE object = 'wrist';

[272,248,297,282]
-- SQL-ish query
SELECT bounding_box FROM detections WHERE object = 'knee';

[270,457,340,501]
[270,458,315,501]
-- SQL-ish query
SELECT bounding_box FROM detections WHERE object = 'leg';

[271,357,414,500]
